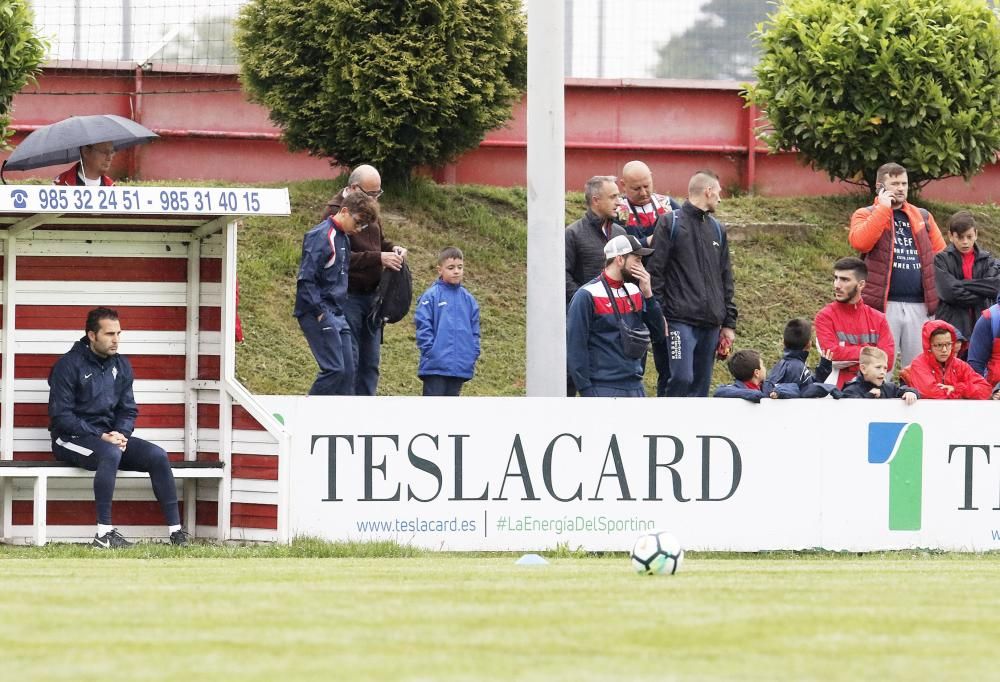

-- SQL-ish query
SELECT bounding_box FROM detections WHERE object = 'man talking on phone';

[849,162,946,369]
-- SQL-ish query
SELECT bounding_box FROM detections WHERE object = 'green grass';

[234,178,1000,395]
[3,549,999,680]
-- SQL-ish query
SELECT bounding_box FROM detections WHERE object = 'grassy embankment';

[235,178,1000,395]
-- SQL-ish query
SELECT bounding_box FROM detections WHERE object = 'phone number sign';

[1,185,290,216]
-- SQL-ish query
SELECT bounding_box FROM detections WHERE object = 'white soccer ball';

[630,530,684,575]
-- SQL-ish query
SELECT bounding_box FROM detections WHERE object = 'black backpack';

[367,260,413,333]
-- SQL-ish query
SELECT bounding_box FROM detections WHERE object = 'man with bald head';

[647,170,737,397]
[324,164,408,395]
[616,160,681,393]
[616,160,681,248]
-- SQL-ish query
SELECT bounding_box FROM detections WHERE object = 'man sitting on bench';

[47,307,189,548]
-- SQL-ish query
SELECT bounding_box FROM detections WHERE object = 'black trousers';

[52,434,180,526]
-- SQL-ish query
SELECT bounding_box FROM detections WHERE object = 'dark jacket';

[293,217,350,322]
[765,350,837,398]
[965,296,1000,385]
[414,279,481,380]
[325,188,395,294]
[647,200,737,329]
[714,380,797,402]
[933,244,1000,341]
[48,337,138,439]
[841,373,918,400]
[565,211,627,305]
[566,272,665,394]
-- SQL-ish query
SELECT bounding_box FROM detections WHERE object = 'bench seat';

[0,460,225,545]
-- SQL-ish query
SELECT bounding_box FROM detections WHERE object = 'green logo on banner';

[868,422,923,531]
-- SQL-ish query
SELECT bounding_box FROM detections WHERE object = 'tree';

[0,0,48,148]
[745,0,1000,192]
[653,0,771,81]
[235,0,526,181]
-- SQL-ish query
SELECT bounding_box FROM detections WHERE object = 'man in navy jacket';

[567,235,666,397]
[48,307,186,548]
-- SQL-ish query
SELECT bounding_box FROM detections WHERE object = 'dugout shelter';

[0,184,291,544]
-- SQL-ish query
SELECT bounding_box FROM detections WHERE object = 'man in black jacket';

[565,176,627,305]
[648,170,737,397]
[565,176,628,396]
[48,307,187,548]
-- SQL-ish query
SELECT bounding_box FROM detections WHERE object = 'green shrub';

[745,0,1000,191]
[0,0,47,148]
[235,0,526,182]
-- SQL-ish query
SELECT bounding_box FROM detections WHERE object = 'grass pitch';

[2,546,998,681]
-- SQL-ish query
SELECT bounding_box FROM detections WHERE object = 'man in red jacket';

[901,320,993,399]
[54,142,116,186]
[814,257,895,389]
[849,162,946,369]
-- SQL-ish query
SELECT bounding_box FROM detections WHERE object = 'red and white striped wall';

[0,196,290,544]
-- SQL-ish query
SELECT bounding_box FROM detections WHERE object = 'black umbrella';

[3,114,158,172]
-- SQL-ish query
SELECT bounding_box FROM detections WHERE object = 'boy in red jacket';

[900,320,993,399]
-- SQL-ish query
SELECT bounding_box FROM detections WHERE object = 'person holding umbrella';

[1,114,155,184]
[54,141,116,186]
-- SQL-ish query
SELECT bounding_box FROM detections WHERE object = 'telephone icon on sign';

[10,189,27,209]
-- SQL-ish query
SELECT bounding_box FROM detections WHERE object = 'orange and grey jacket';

[848,201,945,314]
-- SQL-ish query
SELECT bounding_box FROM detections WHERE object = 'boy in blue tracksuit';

[294,192,379,395]
[415,247,481,396]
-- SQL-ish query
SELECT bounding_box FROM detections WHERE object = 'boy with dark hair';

[714,349,792,402]
[933,211,1000,351]
[900,320,993,399]
[765,318,836,397]
[414,247,481,396]
[841,347,918,403]
[295,192,381,395]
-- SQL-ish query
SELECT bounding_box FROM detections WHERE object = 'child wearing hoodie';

[841,346,919,403]
[900,320,993,399]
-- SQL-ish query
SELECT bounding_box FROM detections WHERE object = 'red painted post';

[130,66,144,179]
[745,104,758,195]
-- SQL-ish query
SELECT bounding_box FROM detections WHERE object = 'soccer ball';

[631,530,684,575]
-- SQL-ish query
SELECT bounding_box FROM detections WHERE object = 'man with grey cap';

[567,234,666,397]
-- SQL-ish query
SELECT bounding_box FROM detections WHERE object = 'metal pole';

[564,0,573,77]
[596,0,605,78]
[121,0,132,61]
[526,0,566,397]
[73,0,82,61]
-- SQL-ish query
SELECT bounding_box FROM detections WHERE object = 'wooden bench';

[0,460,225,546]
